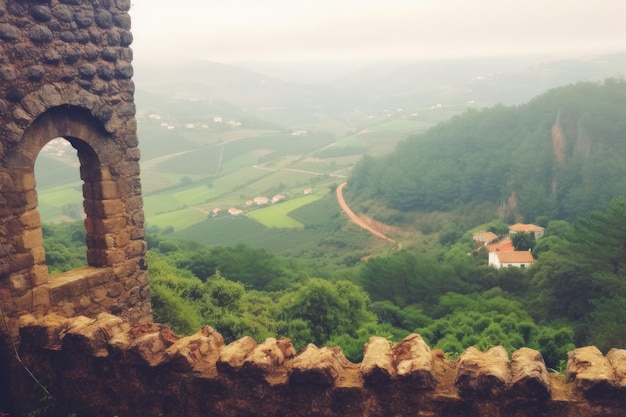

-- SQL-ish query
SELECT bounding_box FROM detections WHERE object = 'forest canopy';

[347,79,626,223]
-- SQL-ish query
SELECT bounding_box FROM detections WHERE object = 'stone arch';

[14,105,123,269]
[0,104,150,336]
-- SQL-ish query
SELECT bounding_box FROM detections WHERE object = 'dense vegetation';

[41,195,626,367]
[348,79,626,223]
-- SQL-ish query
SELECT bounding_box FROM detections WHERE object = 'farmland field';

[173,216,317,251]
[247,195,321,228]
[147,207,208,230]
[35,86,414,248]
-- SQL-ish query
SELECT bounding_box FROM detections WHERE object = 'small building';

[228,208,243,216]
[487,237,515,253]
[303,188,313,195]
[490,250,535,269]
[272,194,285,204]
[254,196,270,205]
[508,223,545,239]
[473,231,498,247]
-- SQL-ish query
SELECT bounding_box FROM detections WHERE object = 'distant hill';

[346,79,626,223]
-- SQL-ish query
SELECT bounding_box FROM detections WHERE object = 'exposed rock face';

[0,0,150,341]
[8,314,626,417]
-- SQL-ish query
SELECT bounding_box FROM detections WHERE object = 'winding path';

[336,182,395,243]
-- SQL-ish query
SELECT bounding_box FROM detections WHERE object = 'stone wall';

[0,0,151,339]
[6,313,626,417]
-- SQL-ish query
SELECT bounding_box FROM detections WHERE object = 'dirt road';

[336,182,395,243]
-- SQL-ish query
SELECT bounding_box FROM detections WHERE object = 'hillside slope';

[347,79,626,223]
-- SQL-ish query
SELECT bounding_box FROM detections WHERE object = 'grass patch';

[38,183,83,206]
[148,207,208,230]
[247,195,320,228]
[174,216,334,253]
[171,185,218,206]
[144,194,186,217]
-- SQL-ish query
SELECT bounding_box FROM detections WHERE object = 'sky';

[130,0,626,64]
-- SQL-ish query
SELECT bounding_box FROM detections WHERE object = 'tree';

[277,279,375,347]
[588,297,626,352]
[512,232,536,251]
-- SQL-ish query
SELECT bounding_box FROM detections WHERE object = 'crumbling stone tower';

[0,0,151,338]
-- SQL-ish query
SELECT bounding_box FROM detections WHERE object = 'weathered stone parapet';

[7,314,626,417]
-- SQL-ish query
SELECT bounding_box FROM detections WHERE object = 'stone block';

[106,282,124,298]
[100,180,121,199]
[0,23,21,41]
[114,229,131,247]
[30,264,49,286]
[31,245,47,265]
[19,209,41,228]
[19,313,70,350]
[13,106,32,124]
[455,346,511,398]
[101,216,128,234]
[217,336,258,373]
[92,287,108,303]
[24,189,38,210]
[567,346,616,398]
[124,195,143,212]
[29,25,53,43]
[125,240,146,258]
[509,347,551,399]
[392,333,435,388]
[114,13,131,29]
[607,349,626,390]
[243,337,296,376]
[9,274,29,295]
[129,325,180,367]
[125,147,141,161]
[62,313,128,357]
[162,326,225,371]
[22,226,44,249]
[51,5,73,23]
[361,336,395,386]
[59,301,76,317]
[105,248,126,265]
[29,5,52,22]
[130,227,145,240]
[289,344,353,387]
[100,199,125,216]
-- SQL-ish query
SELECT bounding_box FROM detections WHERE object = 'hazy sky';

[130,0,626,63]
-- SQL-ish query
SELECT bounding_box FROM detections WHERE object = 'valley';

[36,54,626,254]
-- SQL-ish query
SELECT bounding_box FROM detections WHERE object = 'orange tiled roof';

[473,231,498,243]
[509,223,544,234]
[487,237,515,252]
[496,251,534,264]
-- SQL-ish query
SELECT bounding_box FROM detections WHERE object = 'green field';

[247,195,321,228]
[173,215,324,252]
[148,207,209,230]
[35,113,390,244]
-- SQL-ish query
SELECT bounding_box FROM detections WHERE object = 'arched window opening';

[35,137,87,275]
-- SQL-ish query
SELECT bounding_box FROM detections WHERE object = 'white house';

[490,250,535,269]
